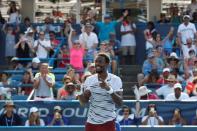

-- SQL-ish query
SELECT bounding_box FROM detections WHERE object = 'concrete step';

[122,82,137,99]
[120,76,137,82]
[119,65,142,76]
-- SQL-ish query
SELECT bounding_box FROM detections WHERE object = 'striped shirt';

[84,73,123,124]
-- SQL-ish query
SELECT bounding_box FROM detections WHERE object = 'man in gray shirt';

[33,63,55,100]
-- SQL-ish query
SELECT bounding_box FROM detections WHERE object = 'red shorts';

[85,120,115,131]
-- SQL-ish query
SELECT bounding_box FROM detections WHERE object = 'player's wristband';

[106,88,114,95]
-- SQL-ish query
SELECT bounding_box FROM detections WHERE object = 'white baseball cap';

[32,57,40,64]
[174,83,182,90]
[163,68,170,73]
[54,106,62,111]
[30,107,38,113]
[138,86,152,97]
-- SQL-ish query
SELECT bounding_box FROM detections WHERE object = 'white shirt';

[8,12,21,23]
[79,32,98,49]
[182,44,196,59]
[34,39,51,58]
[25,119,45,126]
[141,116,163,126]
[120,23,136,46]
[177,22,196,44]
[156,85,174,99]
[84,73,123,124]
[165,92,190,101]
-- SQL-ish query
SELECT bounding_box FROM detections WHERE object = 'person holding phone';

[169,108,187,126]
[141,104,164,126]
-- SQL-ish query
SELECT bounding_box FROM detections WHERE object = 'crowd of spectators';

[1,0,197,127]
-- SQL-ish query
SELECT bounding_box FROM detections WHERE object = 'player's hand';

[83,90,91,98]
[99,80,110,91]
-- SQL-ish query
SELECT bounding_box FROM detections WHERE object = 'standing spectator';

[33,31,52,59]
[18,70,33,95]
[109,32,121,56]
[141,104,164,126]
[0,11,6,24]
[177,15,197,45]
[25,27,35,56]
[156,75,177,99]
[120,16,136,64]
[68,27,85,71]
[95,10,128,42]
[5,26,16,63]
[165,83,190,100]
[15,35,33,66]
[79,23,98,63]
[33,63,55,100]
[58,45,70,68]
[187,0,197,18]
[47,106,69,126]
[170,5,182,24]
[169,108,187,126]
[78,53,123,131]
[7,1,21,24]
[0,101,22,126]
[19,17,32,34]
[49,31,60,49]
[25,107,45,126]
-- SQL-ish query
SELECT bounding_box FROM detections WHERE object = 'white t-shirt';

[8,12,21,23]
[34,39,51,58]
[84,73,123,124]
[182,44,196,59]
[120,23,136,46]
[156,85,174,99]
[25,119,45,126]
[165,92,190,101]
[141,116,164,126]
[177,22,197,44]
[79,32,98,49]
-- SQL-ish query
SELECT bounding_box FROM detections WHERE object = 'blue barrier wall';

[0,100,197,125]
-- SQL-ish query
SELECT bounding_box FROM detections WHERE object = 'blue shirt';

[96,21,118,42]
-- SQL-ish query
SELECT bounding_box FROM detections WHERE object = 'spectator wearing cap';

[95,10,128,42]
[0,101,22,126]
[68,26,85,71]
[57,75,72,100]
[24,27,35,56]
[33,63,55,100]
[181,37,196,59]
[177,14,197,45]
[156,75,177,99]
[79,23,98,63]
[120,16,136,64]
[47,106,69,126]
[166,52,181,71]
[137,86,159,100]
[165,83,190,100]
[157,68,171,84]
[25,107,45,126]
[141,104,164,126]
[28,57,41,70]
[62,82,76,100]
[33,31,52,59]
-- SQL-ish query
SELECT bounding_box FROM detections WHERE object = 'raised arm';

[68,25,73,49]
[117,10,129,23]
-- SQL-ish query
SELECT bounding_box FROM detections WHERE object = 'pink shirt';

[70,48,84,69]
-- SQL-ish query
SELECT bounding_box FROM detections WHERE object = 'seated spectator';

[25,27,35,56]
[137,86,159,100]
[192,77,197,96]
[68,27,85,71]
[86,63,96,75]
[139,69,160,86]
[165,83,190,100]
[117,105,140,125]
[27,57,41,70]
[61,82,76,100]
[58,45,70,68]
[169,108,187,126]
[15,35,33,66]
[66,68,81,85]
[33,63,55,100]
[157,13,169,23]
[141,104,164,126]
[182,38,196,59]
[57,75,72,100]
[25,107,45,126]
[166,52,182,71]
[157,68,171,84]
[20,17,32,34]
[33,31,52,59]
[156,75,177,99]
[49,31,60,49]
[0,101,22,126]
[47,106,69,126]
[192,109,197,125]
[18,70,33,95]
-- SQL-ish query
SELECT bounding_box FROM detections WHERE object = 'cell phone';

[150,107,155,113]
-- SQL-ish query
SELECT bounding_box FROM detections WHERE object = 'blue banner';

[0,100,197,125]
